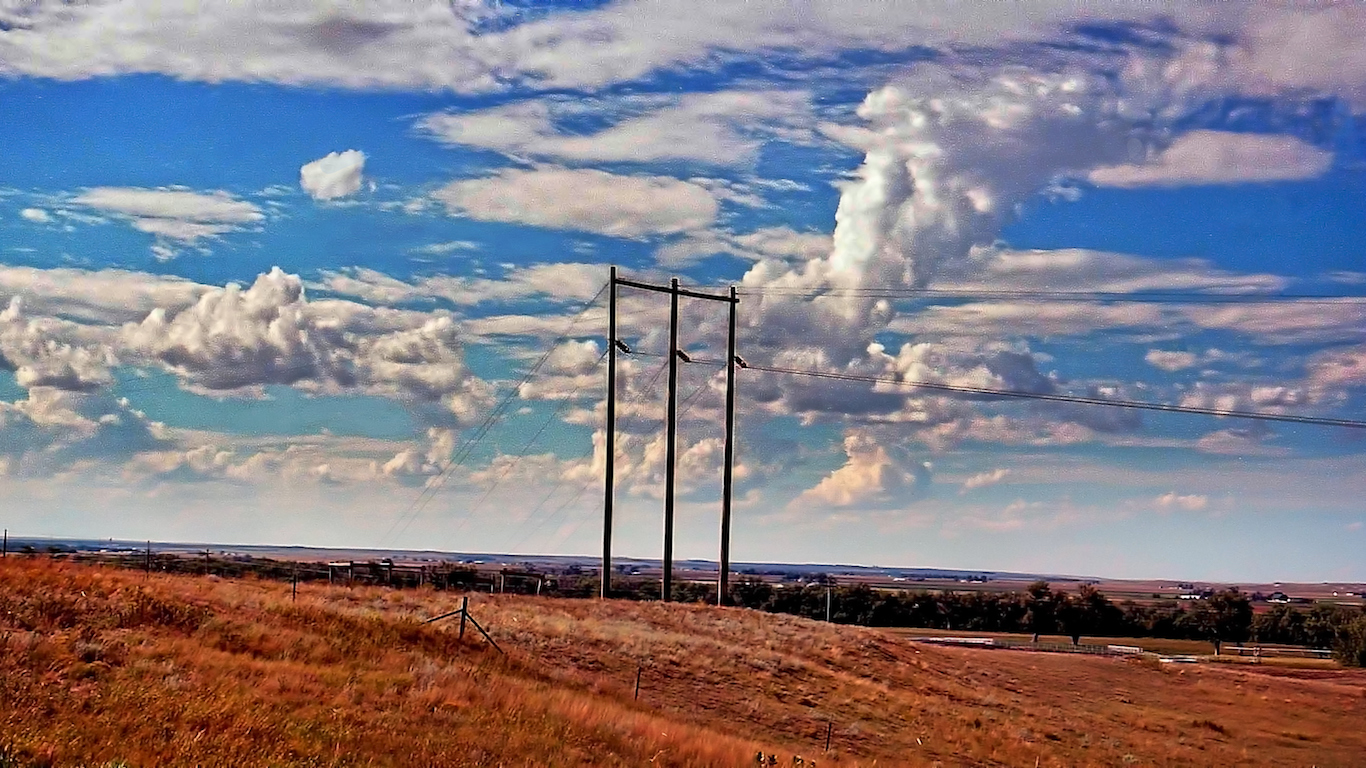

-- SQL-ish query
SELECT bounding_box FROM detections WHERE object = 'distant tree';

[1334,615,1366,668]
[729,578,773,609]
[1302,604,1346,649]
[1022,581,1055,642]
[1054,593,1087,646]
[1190,589,1253,654]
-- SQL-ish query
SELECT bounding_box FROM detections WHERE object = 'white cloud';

[420,90,814,167]
[794,429,928,508]
[0,2,1162,94]
[1089,130,1332,188]
[119,267,491,426]
[317,262,605,308]
[961,468,1010,493]
[1305,345,1366,397]
[410,240,479,256]
[300,149,366,200]
[0,297,114,392]
[1155,491,1209,512]
[0,265,206,325]
[19,208,50,223]
[73,187,264,255]
[433,168,717,238]
[0,388,165,477]
[74,187,261,227]
[1145,350,1198,372]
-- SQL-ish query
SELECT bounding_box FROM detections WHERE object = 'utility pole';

[663,277,680,602]
[2,528,6,559]
[717,285,737,606]
[602,266,617,600]
[607,272,739,605]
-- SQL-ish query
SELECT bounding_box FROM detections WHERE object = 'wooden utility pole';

[663,277,680,602]
[826,586,833,623]
[607,272,740,605]
[2,528,6,559]
[602,266,618,600]
[717,285,738,606]
[145,541,151,575]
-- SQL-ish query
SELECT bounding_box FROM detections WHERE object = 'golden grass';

[3,559,1365,767]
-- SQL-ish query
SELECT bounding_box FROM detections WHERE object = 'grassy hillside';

[2,558,1364,767]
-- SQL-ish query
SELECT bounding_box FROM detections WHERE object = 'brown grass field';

[2,558,1365,767]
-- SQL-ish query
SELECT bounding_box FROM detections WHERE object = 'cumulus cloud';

[300,149,367,200]
[420,90,814,167]
[794,429,929,508]
[19,207,50,223]
[1155,491,1209,512]
[433,167,717,238]
[0,388,166,477]
[120,267,490,426]
[1089,130,1332,187]
[0,297,115,392]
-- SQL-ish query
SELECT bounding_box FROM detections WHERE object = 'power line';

[504,357,672,554]
[379,282,609,548]
[732,287,1366,305]
[450,350,609,540]
[740,361,1366,430]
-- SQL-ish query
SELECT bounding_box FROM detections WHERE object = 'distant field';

[880,626,1329,658]
[3,558,1366,767]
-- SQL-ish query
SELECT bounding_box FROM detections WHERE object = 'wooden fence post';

[635,663,642,700]
[459,595,469,640]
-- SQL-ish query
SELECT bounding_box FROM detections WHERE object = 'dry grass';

[3,559,1365,767]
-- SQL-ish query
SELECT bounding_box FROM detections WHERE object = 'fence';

[912,636,1143,657]
[1224,645,1334,660]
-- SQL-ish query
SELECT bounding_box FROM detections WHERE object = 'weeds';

[1,558,1364,767]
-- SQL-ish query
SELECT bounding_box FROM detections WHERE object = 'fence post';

[635,663,642,700]
[292,562,298,602]
[825,721,832,753]
[459,595,469,640]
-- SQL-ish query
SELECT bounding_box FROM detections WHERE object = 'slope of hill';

[2,558,1364,767]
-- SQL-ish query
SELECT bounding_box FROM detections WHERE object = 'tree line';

[559,576,1366,665]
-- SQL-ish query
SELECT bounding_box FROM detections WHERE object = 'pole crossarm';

[615,276,739,303]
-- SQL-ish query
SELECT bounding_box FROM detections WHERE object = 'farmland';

[3,557,1366,767]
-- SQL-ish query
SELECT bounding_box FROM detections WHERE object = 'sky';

[1,2,1366,581]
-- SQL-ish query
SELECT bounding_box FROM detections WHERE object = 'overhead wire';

[378,282,609,548]
[504,356,671,554]
[538,356,720,554]
[731,287,1366,305]
[448,348,609,543]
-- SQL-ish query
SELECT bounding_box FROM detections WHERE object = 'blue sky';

[2,1,1366,581]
